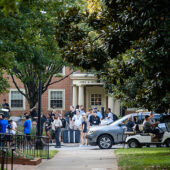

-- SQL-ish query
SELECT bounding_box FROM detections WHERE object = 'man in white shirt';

[72,109,82,130]
[12,120,17,135]
[52,114,62,148]
[107,108,114,123]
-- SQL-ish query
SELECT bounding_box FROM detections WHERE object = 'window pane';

[11,91,24,108]
[11,91,23,100]
[50,91,64,108]
[91,93,102,106]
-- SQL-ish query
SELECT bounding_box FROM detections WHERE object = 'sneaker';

[79,145,83,147]
[55,146,61,148]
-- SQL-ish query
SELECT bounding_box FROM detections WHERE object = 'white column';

[78,85,84,106]
[108,96,114,113]
[72,85,78,108]
[114,100,120,116]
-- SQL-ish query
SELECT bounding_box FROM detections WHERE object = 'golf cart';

[126,122,170,148]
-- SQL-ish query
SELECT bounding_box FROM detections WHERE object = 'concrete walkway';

[36,147,118,170]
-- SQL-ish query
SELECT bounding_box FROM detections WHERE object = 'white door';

[86,86,106,111]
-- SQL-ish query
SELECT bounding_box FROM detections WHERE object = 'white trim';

[48,89,65,110]
[9,89,26,111]
[56,66,65,76]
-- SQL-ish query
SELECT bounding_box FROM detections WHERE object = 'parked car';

[86,112,161,149]
[126,122,170,148]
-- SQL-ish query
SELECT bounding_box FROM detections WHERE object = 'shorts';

[83,129,87,133]
[45,127,51,132]
[25,134,31,141]
[6,134,13,142]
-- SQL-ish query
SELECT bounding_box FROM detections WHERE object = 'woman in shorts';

[80,115,87,146]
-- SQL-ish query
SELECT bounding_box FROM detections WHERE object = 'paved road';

[13,145,120,170]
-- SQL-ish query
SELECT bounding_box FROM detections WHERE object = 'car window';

[110,115,130,126]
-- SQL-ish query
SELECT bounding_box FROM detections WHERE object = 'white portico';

[70,73,121,116]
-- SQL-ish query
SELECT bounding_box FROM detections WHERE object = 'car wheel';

[165,139,170,147]
[128,139,140,148]
[98,135,113,149]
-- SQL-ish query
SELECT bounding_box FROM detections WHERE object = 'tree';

[55,0,170,112]
[0,0,83,108]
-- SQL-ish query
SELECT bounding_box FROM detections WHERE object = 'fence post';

[1,149,5,170]
[11,147,15,170]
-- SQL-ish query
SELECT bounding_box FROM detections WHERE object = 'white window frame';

[57,66,65,76]
[9,89,25,110]
[48,89,65,110]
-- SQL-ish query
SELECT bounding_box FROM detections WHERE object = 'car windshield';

[110,115,131,126]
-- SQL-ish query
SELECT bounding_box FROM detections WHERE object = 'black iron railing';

[0,133,49,159]
[0,147,15,170]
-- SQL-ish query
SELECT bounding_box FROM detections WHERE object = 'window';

[10,90,25,110]
[57,66,65,76]
[91,94,102,106]
[49,90,65,109]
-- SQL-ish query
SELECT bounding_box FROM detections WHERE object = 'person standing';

[11,120,17,135]
[6,120,13,146]
[24,115,31,145]
[30,106,38,122]
[89,111,101,126]
[65,106,76,119]
[80,116,88,147]
[59,114,66,142]
[2,99,10,118]
[80,105,85,116]
[0,114,8,133]
[52,114,62,148]
[45,114,52,142]
[72,109,83,130]
[0,114,8,146]
[106,108,114,123]
[39,113,46,136]
[93,107,103,120]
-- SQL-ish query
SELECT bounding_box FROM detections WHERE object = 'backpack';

[112,113,118,121]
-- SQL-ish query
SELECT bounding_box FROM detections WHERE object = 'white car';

[126,122,170,148]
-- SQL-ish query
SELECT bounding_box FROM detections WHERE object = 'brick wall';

[0,67,72,116]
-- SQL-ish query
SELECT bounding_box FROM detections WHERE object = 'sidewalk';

[36,147,118,170]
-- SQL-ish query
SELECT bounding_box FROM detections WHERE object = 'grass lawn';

[115,148,170,170]
[24,149,58,159]
[48,150,58,159]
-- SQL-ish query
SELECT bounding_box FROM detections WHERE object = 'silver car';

[86,112,161,149]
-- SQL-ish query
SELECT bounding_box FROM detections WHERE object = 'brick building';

[0,67,121,116]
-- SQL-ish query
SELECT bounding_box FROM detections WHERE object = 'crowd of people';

[39,105,118,148]
[0,100,118,148]
[1,97,162,148]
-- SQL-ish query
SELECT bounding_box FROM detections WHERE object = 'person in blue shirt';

[0,114,8,146]
[80,105,85,116]
[6,120,13,145]
[24,115,31,143]
[0,114,8,133]
[93,107,103,120]
[126,117,135,132]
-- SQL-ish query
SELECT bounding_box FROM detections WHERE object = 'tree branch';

[42,71,74,92]
[10,73,26,97]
